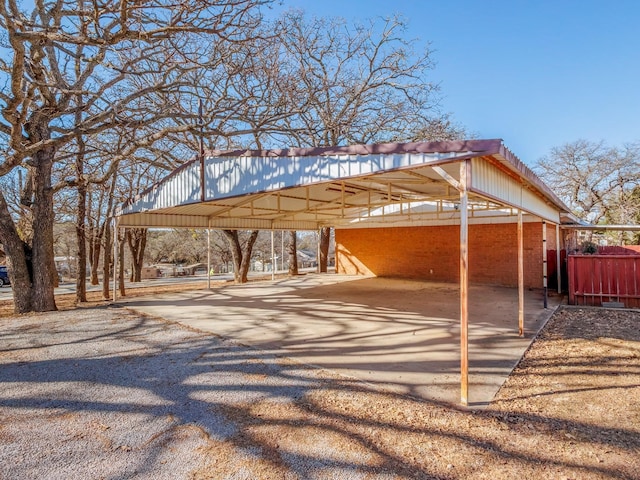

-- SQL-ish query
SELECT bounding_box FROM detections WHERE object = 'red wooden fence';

[597,245,640,255]
[568,254,640,307]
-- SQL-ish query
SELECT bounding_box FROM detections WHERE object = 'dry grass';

[0,279,236,317]
[189,306,640,479]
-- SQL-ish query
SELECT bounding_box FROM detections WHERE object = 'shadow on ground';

[0,304,637,479]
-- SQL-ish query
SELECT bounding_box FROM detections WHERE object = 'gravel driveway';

[0,307,369,479]
[1,305,638,479]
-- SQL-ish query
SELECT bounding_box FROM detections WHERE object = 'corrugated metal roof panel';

[471,158,559,222]
[120,146,483,217]
[117,139,570,230]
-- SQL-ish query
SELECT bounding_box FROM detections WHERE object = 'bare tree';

[534,140,640,223]
[260,11,467,271]
[0,0,271,312]
[266,11,461,147]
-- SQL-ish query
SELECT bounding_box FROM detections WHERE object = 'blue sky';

[269,0,639,165]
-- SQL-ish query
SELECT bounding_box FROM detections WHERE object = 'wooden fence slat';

[567,254,640,307]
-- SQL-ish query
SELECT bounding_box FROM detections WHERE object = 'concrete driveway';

[122,274,561,406]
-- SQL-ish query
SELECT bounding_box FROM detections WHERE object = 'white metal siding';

[122,151,472,216]
[471,158,559,222]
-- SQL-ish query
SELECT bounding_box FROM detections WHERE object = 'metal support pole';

[281,230,284,272]
[556,224,562,294]
[542,221,548,308]
[459,160,469,406]
[271,230,275,281]
[207,225,211,290]
[518,210,524,336]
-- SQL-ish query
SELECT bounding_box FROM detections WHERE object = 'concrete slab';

[122,274,561,407]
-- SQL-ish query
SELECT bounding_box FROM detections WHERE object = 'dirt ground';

[0,286,638,479]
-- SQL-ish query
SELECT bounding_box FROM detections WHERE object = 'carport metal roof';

[116,139,571,229]
[115,138,571,406]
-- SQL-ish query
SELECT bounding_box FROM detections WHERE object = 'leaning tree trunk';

[30,147,57,312]
[0,193,33,313]
[288,231,298,276]
[319,227,330,273]
[222,230,243,283]
[239,230,259,283]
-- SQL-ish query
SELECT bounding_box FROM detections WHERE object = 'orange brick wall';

[336,222,558,288]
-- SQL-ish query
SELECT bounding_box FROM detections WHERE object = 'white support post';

[459,160,469,406]
[518,210,524,336]
[542,221,548,308]
[207,224,211,290]
[556,224,561,294]
[271,230,275,281]
[281,230,284,272]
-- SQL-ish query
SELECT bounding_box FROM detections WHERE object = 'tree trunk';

[30,148,57,312]
[90,232,101,285]
[288,231,298,275]
[0,193,33,313]
[101,176,117,299]
[88,187,101,286]
[74,99,87,302]
[118,229,126,297]
[222,230,259,283]
[126,228,147,282]
[222,230,242,283]
[319,227,331,273]
[102,221,113,300]
[239,230,259,282]
[75,181,88,302]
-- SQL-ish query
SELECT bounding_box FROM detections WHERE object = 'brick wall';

[336,222,558,288]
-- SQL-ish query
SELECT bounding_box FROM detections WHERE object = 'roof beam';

[431,165,461,191]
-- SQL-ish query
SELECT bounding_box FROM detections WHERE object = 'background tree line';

[4,2,635,315]
[0,1,465,313]
[533,139,640,244]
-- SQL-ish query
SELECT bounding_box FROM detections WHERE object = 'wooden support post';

[459,160,469,406]
[518,210,524,337]
[543,221,548,308]
[556,224,562,294]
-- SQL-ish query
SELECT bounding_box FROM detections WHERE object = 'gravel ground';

[0,304,638,479]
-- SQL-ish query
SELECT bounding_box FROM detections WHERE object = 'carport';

[116,139,572,405]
